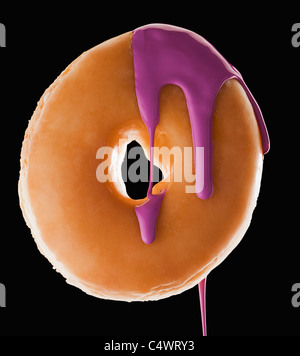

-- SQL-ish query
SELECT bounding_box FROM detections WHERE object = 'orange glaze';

[19,32,263,301]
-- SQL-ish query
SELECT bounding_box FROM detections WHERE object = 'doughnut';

[18,24,269,306]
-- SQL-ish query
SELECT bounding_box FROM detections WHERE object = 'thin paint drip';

[198,278,207,336]
[134,127,166,244]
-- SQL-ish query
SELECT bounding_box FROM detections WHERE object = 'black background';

[0,4,299,336]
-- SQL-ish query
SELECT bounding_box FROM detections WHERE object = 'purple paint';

[198,278,207,336]
[134,127,166,244]
[131,24,270,336]
[132,23,269,245]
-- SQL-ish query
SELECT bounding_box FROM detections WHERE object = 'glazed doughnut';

[18,24,269,302]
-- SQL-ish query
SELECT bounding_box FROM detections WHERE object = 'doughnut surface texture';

[19,30,264,301]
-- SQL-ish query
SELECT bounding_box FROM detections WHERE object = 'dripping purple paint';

[132,24,269,245]
[131,24,269,335]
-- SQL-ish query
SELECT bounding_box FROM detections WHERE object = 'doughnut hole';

[105,121,170,205]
